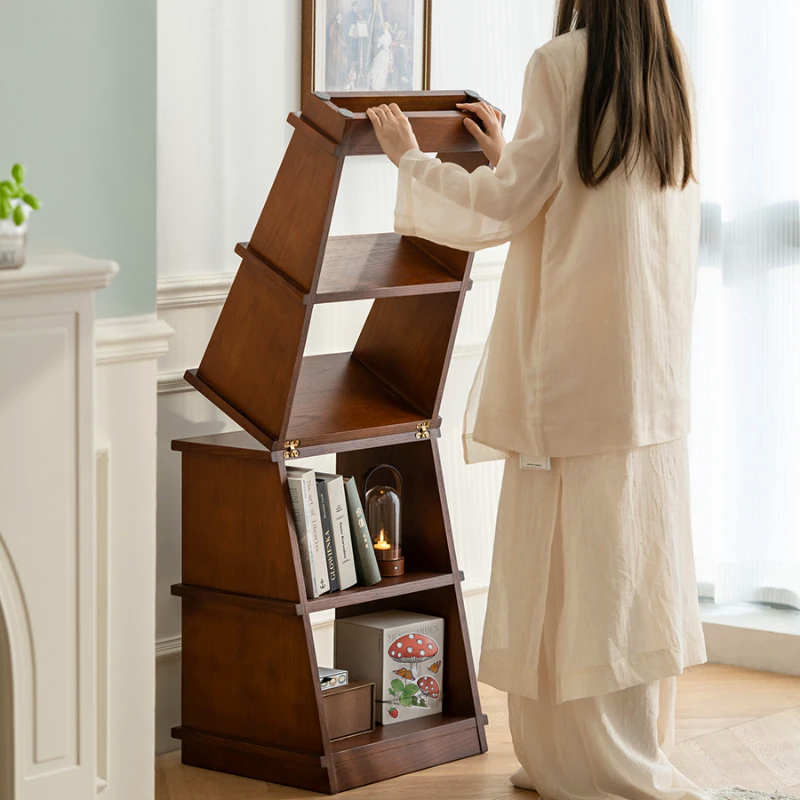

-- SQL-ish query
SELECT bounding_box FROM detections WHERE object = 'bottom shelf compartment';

[175,714,486,794]
[331,711,478,754]
[332,714,485,792]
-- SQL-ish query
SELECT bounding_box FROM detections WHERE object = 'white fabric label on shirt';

[520,453,551,471]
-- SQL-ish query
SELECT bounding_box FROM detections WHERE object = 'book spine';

[303,470,330,595]
[327,476,357,590]
[316,479,340,593]
[286,477,319,599]
[343,476,381,586]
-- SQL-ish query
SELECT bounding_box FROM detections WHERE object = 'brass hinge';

[415,421,431,440]
[283,440,301,459]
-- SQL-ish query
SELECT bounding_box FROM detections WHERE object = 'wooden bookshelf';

[171,89,496,794]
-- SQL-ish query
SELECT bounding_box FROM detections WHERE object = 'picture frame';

[302,0,432,100]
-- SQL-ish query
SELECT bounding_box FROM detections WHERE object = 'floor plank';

[730,712,800,787]
[671,739,732,789]
[685,728,786,792]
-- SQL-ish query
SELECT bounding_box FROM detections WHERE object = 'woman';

[368,21,394,91]
[367,0,707,798]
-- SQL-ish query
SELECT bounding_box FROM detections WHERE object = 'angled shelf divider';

[173,88,498,794]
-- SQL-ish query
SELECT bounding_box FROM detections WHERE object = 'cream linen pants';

[507,519,709,800]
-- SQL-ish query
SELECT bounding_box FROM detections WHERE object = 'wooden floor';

[156,664,800,799]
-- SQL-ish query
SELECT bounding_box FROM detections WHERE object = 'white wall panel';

[0,256,115,800]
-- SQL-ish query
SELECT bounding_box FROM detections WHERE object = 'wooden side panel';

[352,290,463,419]
[248,129,346,293]
[181,453,304,602]
[197,259,309,442]
[180,727,332,794]
[336,439,452,574]
[181,597,326,755]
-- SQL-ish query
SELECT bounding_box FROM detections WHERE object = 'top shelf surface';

[297,91,496,157]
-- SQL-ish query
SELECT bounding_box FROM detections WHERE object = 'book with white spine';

[286,470,318,599]
[286,466,330,597]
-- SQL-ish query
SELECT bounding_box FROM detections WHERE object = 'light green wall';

[0,0,156,318]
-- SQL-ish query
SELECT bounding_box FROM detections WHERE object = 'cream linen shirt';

[394,30,701,463]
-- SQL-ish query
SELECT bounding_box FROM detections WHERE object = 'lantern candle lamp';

[364,464,404,577]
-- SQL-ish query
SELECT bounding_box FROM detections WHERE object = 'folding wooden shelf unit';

[171,89,497,794]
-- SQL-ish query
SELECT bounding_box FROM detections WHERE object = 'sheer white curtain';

[438,1,800,611]
[669,0,800,609]
[439,1,800,612]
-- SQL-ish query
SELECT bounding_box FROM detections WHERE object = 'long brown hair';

[555,0,694,189]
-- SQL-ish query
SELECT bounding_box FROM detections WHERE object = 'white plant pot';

[0,219,27,270]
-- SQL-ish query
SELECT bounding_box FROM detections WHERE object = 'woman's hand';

[456,101,506,166]
[366,103,420,166]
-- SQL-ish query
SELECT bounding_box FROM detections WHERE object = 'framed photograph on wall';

[302,0,432,100]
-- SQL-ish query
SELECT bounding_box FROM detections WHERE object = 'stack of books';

[286,467,382,599]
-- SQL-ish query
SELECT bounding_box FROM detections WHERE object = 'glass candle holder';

[364,463,404,577]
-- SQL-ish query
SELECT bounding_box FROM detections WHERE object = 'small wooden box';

[322,680,376,741]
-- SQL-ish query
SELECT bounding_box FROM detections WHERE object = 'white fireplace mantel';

[0,254,117,800]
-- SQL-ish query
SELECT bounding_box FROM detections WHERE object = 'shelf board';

[284,352,430,447]
[184,353,440,458]
[171,426,440,462]
[313,233,462,303]
[172,571,459,616]
[306,571,456,613]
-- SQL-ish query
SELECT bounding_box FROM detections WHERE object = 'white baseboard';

[157,272,238,309]
[157,369,193,395]
[701,603,800,676]
[155,635,182,662]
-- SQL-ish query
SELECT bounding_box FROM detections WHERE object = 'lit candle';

[374,527,392,551]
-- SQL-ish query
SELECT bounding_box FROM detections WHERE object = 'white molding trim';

[157,369,193,396]
[453,342,486,360]
[155,635,182,663]
[0,253,118,297]
[157,272,237,310]
[471,260,504,282]
[95,314,174,365]
[462,583,490,598]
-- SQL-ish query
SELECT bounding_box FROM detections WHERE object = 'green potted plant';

[0,164,42,270]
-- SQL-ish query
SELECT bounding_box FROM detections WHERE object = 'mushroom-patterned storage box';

[334,610,444,726]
